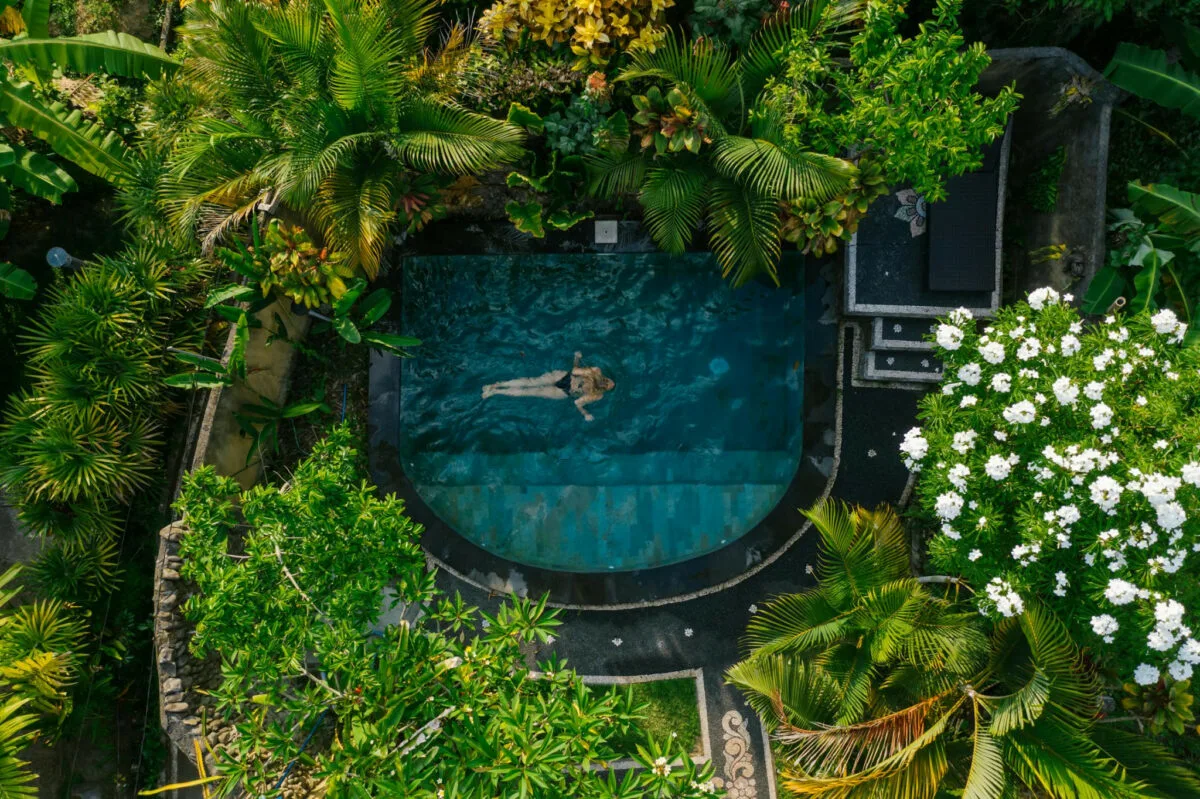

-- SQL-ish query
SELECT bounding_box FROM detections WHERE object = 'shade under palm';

[161,0,525,278]
[727,499,1200,798]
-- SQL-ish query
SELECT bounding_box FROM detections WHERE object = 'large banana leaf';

[1128,181,1200,242]
[20,0,47,38]
[1104,42,1200,119]
[0,31,179,79]
[0,262,36,299]
[0,82,128,181]
[7,142,75,202]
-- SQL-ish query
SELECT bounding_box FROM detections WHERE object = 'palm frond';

[392,99,524,174]
[639,162,707,253]
[742,590,849,658]
[738,2,864,102]
[583,149,647,198]
[707,176,782,286]
[1088,724,1200,798]
[619,31,739,119]
[962,701,1006,799]
[726,654,843,732]
[713,135,854,202]
[324,0,405,113]
[314,161,396,279]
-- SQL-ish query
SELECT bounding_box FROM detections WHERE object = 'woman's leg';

[489,386,568,399]
[483,371,566,398]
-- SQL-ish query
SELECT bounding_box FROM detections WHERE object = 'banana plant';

[0,262,35,300]
[0,0,179,229]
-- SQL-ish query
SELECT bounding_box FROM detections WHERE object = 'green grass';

[608,678,703,756]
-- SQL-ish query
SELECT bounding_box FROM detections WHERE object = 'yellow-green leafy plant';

[256,220,355,309]
[780,155,888,255]
[631,85,713,155]
[478,0,672,68]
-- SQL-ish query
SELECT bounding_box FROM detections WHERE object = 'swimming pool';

[396,252,806,572]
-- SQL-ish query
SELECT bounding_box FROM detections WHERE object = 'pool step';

[414,481,788,572]
[871,316,937,350]
[861,346,944,383]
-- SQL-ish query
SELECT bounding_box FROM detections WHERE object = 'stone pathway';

[435,326,921,797]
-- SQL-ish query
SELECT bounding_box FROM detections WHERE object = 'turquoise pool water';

[398,252,805,572]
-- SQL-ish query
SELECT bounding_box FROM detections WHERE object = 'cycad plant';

[584,5,860,285]
[728,500,1200,798]
[159,0,525,277]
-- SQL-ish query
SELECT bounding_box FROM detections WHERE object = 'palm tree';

[583,4,861,286]
[159,0,525,278]
[727,500,1200,798]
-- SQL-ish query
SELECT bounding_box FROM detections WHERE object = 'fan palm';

[728,500,1200,798]
[0,697,37,798]
[160,0,525,278]
[584,4,861,285]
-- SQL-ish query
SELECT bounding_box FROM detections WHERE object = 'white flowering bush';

[902,288,1200,685]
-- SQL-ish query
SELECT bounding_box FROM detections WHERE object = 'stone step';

[861,347,944,383]
[871,316,937,350]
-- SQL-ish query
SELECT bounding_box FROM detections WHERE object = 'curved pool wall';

[396,251,805,572]
[369,221,839,603]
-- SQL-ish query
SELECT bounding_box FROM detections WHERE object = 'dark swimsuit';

[554,370,573,393]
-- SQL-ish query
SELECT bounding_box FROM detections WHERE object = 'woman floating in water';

[482,352,615,421]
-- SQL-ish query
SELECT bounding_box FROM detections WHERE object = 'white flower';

[985,454,1014,480]
[1135,395,1148,406]
[947,463,971,490]
[1179,639,1200,665]
[1104,578,1139,606]
[1091,614,1119,637]
[1051,376,1078,406]
[1133,664,1160,686]
[1053,571,1069,597]
[941,524,961,540]
[1027,287,1061,310]
[612,638,623,647]
[1083,381,1105,400]
[652,756,670,776]
[1093,349,1115,371]
[1060,334,1081,356]
[1090,403,1113,429]
[968,549,982,561]
[957,363,982,386]
[1157,501,1187,531]
[1016,338,1041,361]
[1182,462,1200,488]
[985,578,1024,617]
[936,324,965,351]
[748,604,758,614]
[1151,308,1180,334]
[1089,476,1123,512]
[960,395,978,408]
[1170,661,1194,681]
[1056,505,1081,526]
[684,628,694,637]
[935,491,964,521]
[900,428,929,468]
[978,341,1006,364]
[1003,401,1037,425]
[948,307,974,325]
[951,431,978,454]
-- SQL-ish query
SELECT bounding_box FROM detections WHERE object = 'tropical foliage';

[1105,39,1200,121]
[1085,182,1200,335]
[0,564,88,796]
[156,0,525,279]
[175,426,718,797]
[728,500,1200,797]
[585,11,858,285]
[763,0,1018,203]
[901,288,1200,687]
[478,0,671,68]
[0,0,178,212]
[0,245,210,582]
